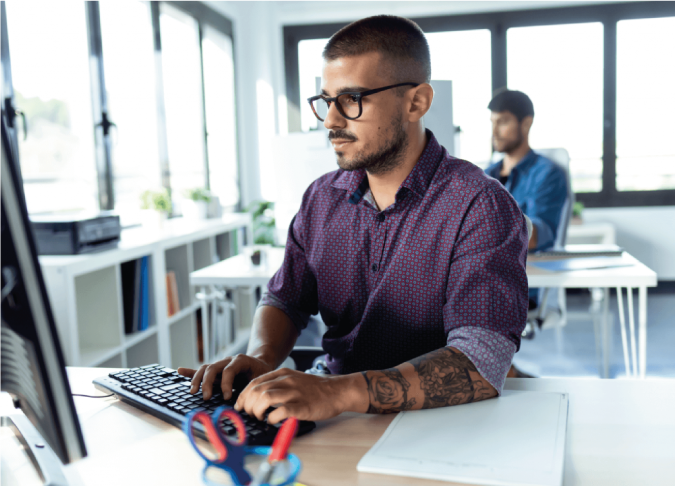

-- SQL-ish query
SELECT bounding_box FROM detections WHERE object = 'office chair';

[524,148,573,337]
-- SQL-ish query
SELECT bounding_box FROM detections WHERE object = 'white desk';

[528,252,657,378]
[191,248,657,378]
[3,367,675,486]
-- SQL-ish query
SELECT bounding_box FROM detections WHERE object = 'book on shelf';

[121,258,143,334]
[166,270,180,317]
[138,256,150,331]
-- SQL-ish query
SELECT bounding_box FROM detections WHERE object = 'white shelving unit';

[39,213,252,370]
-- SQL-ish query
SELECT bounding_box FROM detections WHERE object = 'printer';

[31,212,121,255]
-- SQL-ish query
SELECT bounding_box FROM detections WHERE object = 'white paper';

[357,390,568,486]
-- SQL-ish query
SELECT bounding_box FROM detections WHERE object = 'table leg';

[602,287,610,379]
[616,287,632,377]
[627,287,638,377]
[590,288,603,378]
[639,286,647,378]
[200,286,210,364]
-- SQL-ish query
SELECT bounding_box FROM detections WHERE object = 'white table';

[3,368,675,486]
[191,248,657,378]
[528,252,657,378]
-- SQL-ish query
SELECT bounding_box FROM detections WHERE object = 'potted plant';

[140,188,172,228]
[571,201,584,225]
[243,201,277,268]
[182,187,212,220]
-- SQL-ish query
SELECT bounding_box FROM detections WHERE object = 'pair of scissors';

[184,405,302,486]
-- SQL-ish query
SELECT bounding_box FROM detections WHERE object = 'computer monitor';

[1,115,87,480]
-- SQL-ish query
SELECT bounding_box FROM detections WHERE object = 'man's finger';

[201,362,226,400]
[250,388,298,421]
[189,365,209,394]
[219,355,251,400]
[176,367,196,378]
[267,403,304,425]
[235,369,289,411]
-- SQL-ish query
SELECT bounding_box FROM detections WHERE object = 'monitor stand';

[1,414,69,486]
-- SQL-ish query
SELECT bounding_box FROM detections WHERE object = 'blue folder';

[530,256,633,272]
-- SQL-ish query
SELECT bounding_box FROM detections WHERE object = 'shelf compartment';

[75,266,123,359]
[120,256,156,335]
[97,353,124,369]
[123,327,158,348]
[165,245,190,316]
[127,331,159,368]
[215,232,235,261]
[168,302,201,326]
[193,237,215,271]
[81,345,123,368]
[170,313,197,370]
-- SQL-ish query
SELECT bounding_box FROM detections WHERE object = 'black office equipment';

[30,212,121,255]
[93,364,316,446]
[1,116,87,483]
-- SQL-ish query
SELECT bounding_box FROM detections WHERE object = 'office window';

[427,29,492,165]
[160,4,206,197]
[616,17,675,192]
[6,2,98,215]
[202,26,239,209]
[508,23,604,193]
[298,38,330,132]
[99,1,161,220]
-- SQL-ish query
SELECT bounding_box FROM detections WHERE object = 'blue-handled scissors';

[184,405,301,486]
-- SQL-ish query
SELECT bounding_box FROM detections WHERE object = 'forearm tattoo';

[411,347,496,408]
[362,347,496,414]
[361,368,417,414]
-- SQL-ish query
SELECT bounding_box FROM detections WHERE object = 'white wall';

[583,206,675,281]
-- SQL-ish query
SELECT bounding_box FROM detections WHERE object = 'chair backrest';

[534,148,574,249]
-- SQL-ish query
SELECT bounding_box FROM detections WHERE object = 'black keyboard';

[93,364,316,445]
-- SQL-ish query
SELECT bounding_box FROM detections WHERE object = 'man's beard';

[332,115,409,176]
[493,129,524,154]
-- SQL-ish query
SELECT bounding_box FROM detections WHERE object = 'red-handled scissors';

[185,406,251,485]
[184,405,302,486]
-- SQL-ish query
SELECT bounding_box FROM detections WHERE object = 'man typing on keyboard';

[179,15,528,425]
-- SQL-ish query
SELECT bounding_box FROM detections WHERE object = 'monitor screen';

[1,115,87,465]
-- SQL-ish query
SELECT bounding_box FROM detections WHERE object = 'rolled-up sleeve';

[444,184,529,394]
[258,192,319,334]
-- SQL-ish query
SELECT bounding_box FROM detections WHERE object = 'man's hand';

[233,368,361,424]
[177,354,274,400]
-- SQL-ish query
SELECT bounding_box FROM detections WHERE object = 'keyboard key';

[157,398,168,405]
[148,388,167,396]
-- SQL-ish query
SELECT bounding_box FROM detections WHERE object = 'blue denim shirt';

[485,150,567,252]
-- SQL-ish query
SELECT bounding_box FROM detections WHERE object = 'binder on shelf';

[121,258,142,334]
[166,272,175,316]
[138,256,150,331]
[166,270,180,317]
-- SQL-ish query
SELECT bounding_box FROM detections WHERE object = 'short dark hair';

[488,89,535,122]
[323,15,431,85]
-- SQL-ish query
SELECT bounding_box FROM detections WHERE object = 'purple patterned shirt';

[260,131,528,393]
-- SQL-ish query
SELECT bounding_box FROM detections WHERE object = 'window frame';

[1,1,240,215]
[282,1,675,208]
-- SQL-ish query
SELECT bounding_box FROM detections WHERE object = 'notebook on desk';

[357,390,569,486]
[530,256,633,272]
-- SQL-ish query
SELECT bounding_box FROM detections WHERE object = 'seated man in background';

[485,89,568,376]
[179,15,529,423]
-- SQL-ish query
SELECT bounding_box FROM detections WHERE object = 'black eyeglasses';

[307,82,420,122]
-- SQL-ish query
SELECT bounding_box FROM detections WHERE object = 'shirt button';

[371,263,378,272]
[377,213,385,222]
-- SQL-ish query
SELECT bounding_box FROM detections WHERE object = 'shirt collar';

[330,129,444,203]
[491,149,537,177]
[512,149,537,174]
